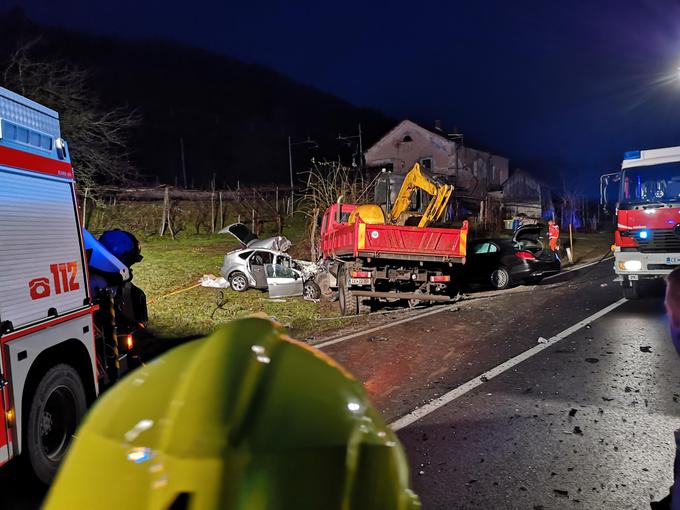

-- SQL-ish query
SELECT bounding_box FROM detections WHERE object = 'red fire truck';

[0,87,146,483]
[603,146,680,298]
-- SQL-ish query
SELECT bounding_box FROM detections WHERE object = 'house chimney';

[434,119,443,132]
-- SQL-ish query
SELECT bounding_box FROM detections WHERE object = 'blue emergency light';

[624,150,641,160]
[638,230,649,240]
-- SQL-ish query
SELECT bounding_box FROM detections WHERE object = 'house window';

[420,158,433,171]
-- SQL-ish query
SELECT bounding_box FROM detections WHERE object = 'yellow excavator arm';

[348,163,454,227]
[389,163,454,227]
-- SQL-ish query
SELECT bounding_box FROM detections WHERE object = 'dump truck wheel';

[26,364,87,484]
[338,267,371,315]
[229,272,249,292]
[338,270,357,315]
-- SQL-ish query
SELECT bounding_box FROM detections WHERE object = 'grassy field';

[132,221,614,342]
[563,231,613,264]
[133,219,344,342]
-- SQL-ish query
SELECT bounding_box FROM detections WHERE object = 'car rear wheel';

[229,272,249,292]
[490,267,510,290]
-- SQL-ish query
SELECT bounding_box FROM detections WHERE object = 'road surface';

[1,259,678,509]
[317,260,680,509]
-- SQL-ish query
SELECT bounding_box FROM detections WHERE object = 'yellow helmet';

[45,318,420,510]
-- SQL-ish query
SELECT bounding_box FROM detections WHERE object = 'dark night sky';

[6,0,680,194]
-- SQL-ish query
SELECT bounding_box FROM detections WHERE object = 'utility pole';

[288,135,294,190]
[338,123,364,170]
[287,135,318,214]
[179,137,187,188]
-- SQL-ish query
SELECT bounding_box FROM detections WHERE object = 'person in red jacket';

[548,220,560,252]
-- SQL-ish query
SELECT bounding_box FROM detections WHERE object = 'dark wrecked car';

[462,224,561,289]
[219,223,321,299]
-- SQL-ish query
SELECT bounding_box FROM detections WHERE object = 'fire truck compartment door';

[0,167,89,330]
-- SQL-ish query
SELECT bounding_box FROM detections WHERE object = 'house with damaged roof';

[364,119,551,227]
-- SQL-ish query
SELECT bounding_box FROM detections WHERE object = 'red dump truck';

[318,203,468,314]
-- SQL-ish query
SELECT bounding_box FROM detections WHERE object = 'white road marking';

[544,255,613,280]
[312,304,460,349]
[389,297,627,431]
[313,256,613,350]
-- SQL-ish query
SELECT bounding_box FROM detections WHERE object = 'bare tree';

[300,160,376,258]
[2,39,140,188]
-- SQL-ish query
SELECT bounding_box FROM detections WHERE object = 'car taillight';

[351,271,371,278]
[126,334,134,350]
[515,251,535,260]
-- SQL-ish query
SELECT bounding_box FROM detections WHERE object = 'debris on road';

[199,274,230,288]
[537,336,549,344]
[568,408,578,417]
[368,335,388,342]
[573,426,583,435]
[640,345,653,353]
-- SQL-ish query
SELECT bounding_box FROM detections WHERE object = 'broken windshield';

[620,162,680,208]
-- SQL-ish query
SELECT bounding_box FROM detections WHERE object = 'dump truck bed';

[321,220,468,262]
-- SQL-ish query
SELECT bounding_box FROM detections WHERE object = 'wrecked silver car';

[219,223,320,299]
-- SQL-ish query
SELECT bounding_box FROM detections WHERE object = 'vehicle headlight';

[619,260,642,271]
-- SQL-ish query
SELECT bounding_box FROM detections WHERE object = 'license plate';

[667,257,680,264]
[629,274,639,280]
[350,278,371,286]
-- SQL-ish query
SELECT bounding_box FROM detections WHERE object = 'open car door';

[265,255,303,298]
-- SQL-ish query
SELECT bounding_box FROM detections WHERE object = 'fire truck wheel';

[26,364,87,484]
[229,272,249,292]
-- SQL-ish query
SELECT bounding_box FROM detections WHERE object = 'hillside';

[0,8,394,187]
